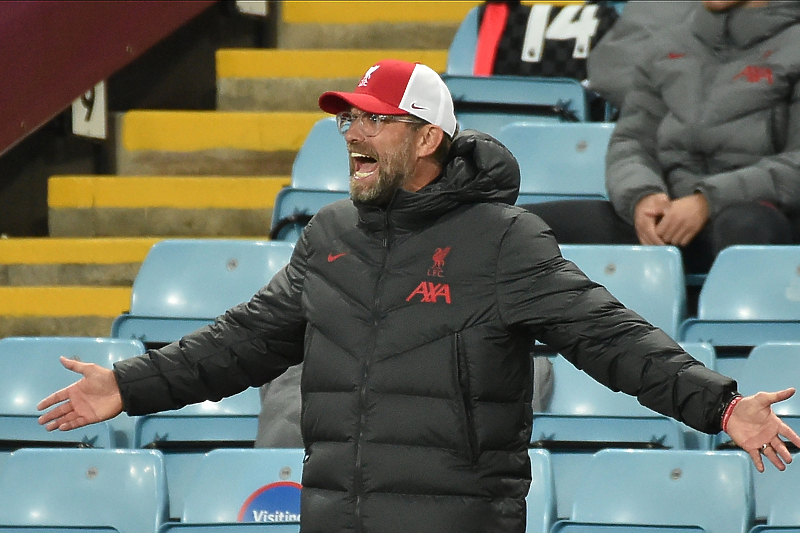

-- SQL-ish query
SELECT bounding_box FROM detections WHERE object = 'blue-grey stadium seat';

[550,449,754,533]
[679,246,800,381]
[0,336,145,448]
[0,448,168,533]
[446,6,479,76]
[560,244,686,339]
[444,75,589,137]
[158,448,304,533]
[526,449,556,533]
[750,440,800,531]
[534,342,713,518]
[270,117,349,241]
[111,239,294,344]
[496,122,612,205]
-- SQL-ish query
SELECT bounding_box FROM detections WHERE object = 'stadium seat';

[111,239,295,345]
[526,449,556,533]
[446,6,479,76]
[444,75,589,137]
[496,122,612,205]
[0,448,168,533]
[750,443,800,531]
[134,385,262,520]
[679,246,800,381]
[533,342,712,518]
[270,118,349,241]
[0,336,145,448]
[550,449,754,533]
[158,448,304,533]
[560,244,686,339]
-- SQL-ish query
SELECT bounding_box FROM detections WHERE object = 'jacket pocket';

[454,332,479,464]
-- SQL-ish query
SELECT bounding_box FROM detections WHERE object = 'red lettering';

[406,282,451,304]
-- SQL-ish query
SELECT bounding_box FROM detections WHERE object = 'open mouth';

[350,152,379,179]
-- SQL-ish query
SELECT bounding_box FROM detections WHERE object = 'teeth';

[350,152,368,158]
[354,170,373,178]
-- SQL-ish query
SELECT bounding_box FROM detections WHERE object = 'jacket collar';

[355,130,520,234]
[691,3,800,50]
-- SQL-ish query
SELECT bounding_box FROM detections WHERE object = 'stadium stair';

[0,1,477,338]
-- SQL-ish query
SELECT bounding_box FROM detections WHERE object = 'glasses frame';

[335,111,425,137]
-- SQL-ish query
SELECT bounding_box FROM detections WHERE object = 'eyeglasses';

[335,111,424,137]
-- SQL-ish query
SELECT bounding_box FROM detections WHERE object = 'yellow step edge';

[121,111,328,152]
[216,49,448,79]
[0,287,131,317]
[280,0,581,24]
[0,238,161,265]
[48,176,290,209]
[282,1,480,24]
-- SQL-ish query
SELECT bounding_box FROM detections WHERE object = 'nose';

[344,120,365,143]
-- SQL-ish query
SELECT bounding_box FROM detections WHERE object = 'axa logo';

[358,65,380,87]
[734,65,774,84]
[427,247,451,277]
[406,282,451,304]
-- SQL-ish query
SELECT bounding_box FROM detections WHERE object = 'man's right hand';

[37,356,123,431]
[634,193,670,245]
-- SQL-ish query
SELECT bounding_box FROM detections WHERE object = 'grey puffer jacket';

[606,3,800,224]
[114,131,736,533]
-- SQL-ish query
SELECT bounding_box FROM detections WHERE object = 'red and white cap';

[319,59,457,137]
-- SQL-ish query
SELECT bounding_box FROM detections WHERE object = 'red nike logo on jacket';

[328,253,347,262]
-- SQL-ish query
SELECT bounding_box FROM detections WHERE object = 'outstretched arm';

[37,356,123,432]
[726,388,800,473]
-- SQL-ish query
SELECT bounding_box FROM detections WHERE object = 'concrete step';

[0,237,159,286]
[277,1,477,49]
[115,110,326,176]
[217,48,448,111]
[48,175,290,237]
[0,286,131,338]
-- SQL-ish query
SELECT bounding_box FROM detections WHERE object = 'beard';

[349,134,416,206]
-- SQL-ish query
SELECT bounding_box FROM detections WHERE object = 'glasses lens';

[336,112,353,135]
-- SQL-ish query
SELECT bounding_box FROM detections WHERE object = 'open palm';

[37,356,123,432]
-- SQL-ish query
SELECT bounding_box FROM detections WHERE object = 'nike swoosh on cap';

[410,102,428,110]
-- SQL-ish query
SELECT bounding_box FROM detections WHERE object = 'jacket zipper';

[355,209,393,532]
[455,332,479,464]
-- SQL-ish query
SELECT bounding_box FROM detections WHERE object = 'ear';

[415,125,445,159]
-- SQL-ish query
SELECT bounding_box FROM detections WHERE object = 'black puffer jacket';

[114,131,736,533]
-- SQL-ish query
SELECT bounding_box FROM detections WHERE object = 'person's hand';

[37,356,123,431]
[655,193,709,246]
[633,193,670,245]
[725,388,800,473]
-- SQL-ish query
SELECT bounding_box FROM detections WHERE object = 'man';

[527,0,800,274]
[39,60,800,533]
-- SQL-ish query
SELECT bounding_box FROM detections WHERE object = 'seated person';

[525,0,800,274]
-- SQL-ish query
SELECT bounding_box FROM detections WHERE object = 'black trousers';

[522,200,799,274]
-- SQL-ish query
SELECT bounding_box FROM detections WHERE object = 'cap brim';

[319,91,408,116]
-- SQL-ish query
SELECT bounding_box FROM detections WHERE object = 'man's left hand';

[726,388,800,472]
[655,193,709,246]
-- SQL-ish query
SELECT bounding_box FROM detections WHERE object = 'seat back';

[0,448,168,533]
[269,117,350,241]
[526,449,556,533]
[696,246,800,322]
[446,6,479,75]
[112,240,294,343]
[444,74,588,137]
[0,336,145,449]
[560,244,686,339]
[179,448,305,524]
[497,122,612,204]
[565,449,754,533]
[290,117,349,191]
